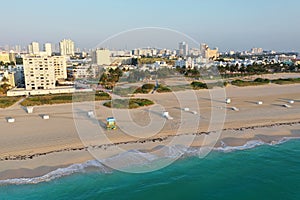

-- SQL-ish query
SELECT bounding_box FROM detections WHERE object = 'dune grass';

[0,96,22,108]
[21,92,111,106]
[231,78,270,87]
[103,98,154,109]
[272,78,300,85]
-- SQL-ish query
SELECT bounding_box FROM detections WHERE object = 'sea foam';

[1,137,299,186]
[0,160,109,185]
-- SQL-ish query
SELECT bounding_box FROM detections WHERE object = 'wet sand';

[0,83,300,180]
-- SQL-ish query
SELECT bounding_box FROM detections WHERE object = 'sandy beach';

[0,82,300,180]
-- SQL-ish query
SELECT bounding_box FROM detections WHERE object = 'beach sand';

[0,83,300,180]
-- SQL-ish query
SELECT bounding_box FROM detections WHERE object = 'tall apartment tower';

[23,55,67,90]
[179,42,189,57]
[44,43,52,56]
[59,39,75,56]
[28,42,40,55]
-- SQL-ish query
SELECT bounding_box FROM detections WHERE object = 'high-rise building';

[44,43,52,56]
[27,42,40,55]
[59,39,75,56]
[200,44,208,57]
[251,48,263,55]
[179,42,189,57]
[200,43,219,60]
[15,45,21,53]
[9,51,16,64]
[92,49,111,65]
[23,55,67,90]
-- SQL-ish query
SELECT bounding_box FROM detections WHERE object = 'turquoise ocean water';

[1,138,300,200]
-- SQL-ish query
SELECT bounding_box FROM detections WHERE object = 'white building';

[179,42,189,57]
[72,65,96,79]
[111,50,132,57]
[132,48,157,57]
[251,48,263,55]
[44,43,52,56]
[59,39,75,56]
[28,42,40,55]
[23,55,67,90]
[92,49,111,65]
[153,61,169,69]
[175,57,194,69]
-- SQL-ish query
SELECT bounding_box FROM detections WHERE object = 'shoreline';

[0,82,300,180]
[1,120,300,162]
[0,121,299,181]
[0,133,299,184]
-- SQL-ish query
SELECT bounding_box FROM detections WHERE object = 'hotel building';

[23,55,67,90]
[59,39,75,56]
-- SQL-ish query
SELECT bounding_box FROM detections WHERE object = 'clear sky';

[1,0,300,52]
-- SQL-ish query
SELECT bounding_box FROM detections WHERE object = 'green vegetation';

[176,67,201,78]
[190,81,228,90]
[0,61,16,67]
[0,83,11,95]
[231,78,270,87]
[272,78,300,85]
[207,81,228,89]
[126,70,151,83]
[99,68,123,89]
[0,96,22,108]
[135,84,155,94]
[168,84,192,91]
[103,98,154,109]
[113,87,138,97]
[156,85,172,93]
[21,92,111,106]
[156,68,175,78]
[217,61,299,78]
[191,81,208,90]
[113,84,156,97]
[213,77,300,87]
[138,57,175,66]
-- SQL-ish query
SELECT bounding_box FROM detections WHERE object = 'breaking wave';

[1,137,299,186]
[0,160,110,185]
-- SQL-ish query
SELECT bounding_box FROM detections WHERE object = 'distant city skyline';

[1,0,300,52]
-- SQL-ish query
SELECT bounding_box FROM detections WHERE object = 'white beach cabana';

[7,117,15,123]
[257,101,263,105]
[42,115,50,120]
[192,111,198,115]
[87,111,95,118]
[26,106,34,114]
[163,112,174,120]
[183,108,190,112]
[226,98,231,104]
[232,107,239,111]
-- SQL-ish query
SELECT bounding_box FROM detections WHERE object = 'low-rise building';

[0,52,10,63]
[175,57,195,69]
[71,65,96,79]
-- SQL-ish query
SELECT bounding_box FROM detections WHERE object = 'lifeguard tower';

[106,117,117,130]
